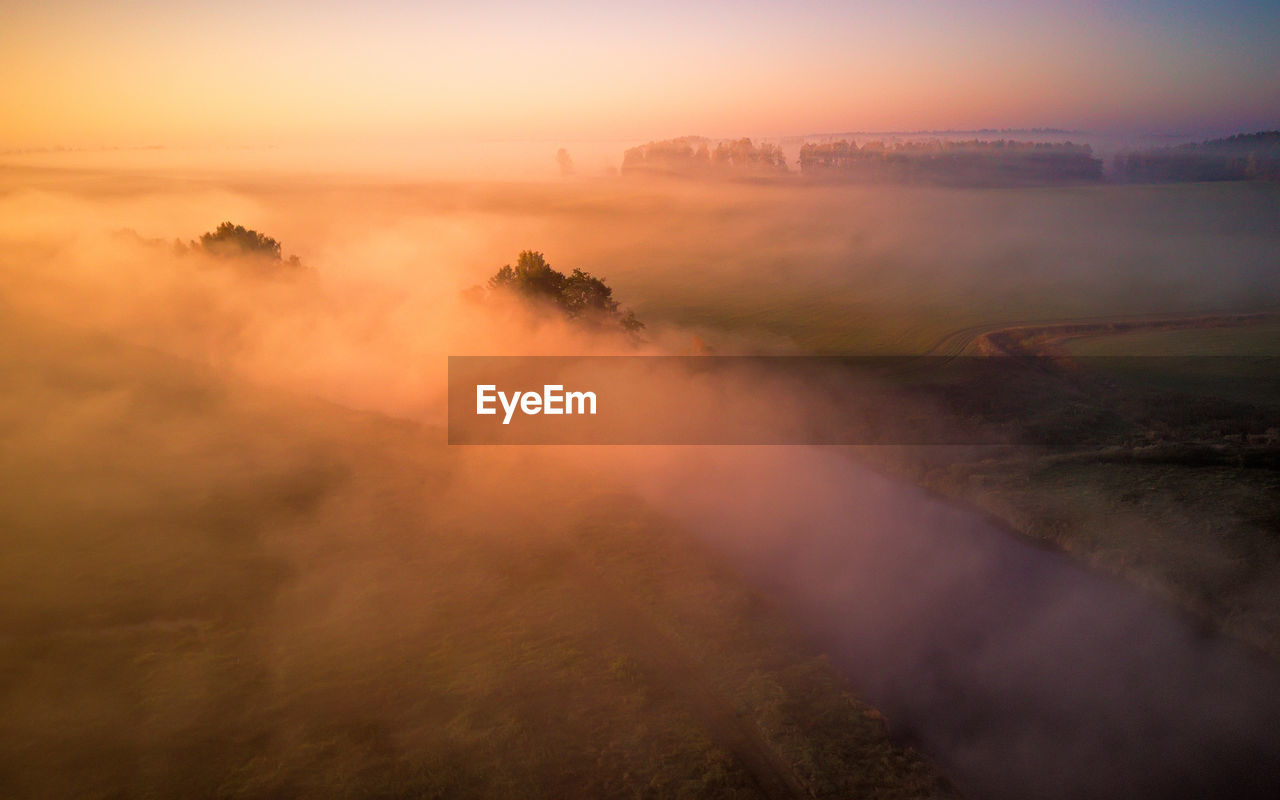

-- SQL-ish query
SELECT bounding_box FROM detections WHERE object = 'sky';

[2,0,1278,150]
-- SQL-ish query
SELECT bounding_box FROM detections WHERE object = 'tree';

[623,136,787,176]
[480,251,643,334]
[555,148,575,176]
[189,222,307,273]
[561,269,618,316]
[198,222,283,259]
[489,250,566,303]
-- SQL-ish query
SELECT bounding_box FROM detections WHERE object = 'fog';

[3,162,1280,798]
[626,447,1280,799]
[9,160,1279,357]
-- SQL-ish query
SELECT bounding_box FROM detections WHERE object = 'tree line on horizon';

[797,139,1102,185]
[621,136,788,177]
[619,130,1280,186]
[1113,131,1280,182]
[622,135,1102,186]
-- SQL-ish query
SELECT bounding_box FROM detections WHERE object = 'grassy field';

[859,316,1280,657]
[0,312,948,799]
[8,167,1276,355]
[1056,323,1280,405]
[4,167,1280,794]
[582,181,1280,353]
[521,176,1280,659]
[1066,322,1280,355]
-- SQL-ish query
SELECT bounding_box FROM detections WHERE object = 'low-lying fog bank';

[626,447,1280,800]
[3,165,1280,798]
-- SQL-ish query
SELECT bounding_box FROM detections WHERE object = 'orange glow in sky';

[2,1,1277,149]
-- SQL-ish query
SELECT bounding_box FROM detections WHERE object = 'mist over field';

[6,0,1280,794]
[3,153,1280,798]
[6,162,1278,360]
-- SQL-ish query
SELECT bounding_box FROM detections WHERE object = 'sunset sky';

[3,0,1278,149]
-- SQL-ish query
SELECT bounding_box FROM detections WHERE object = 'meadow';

[2,161,1279,796]
[0,310,947,799]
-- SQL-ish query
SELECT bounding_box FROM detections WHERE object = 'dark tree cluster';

[112,222,305,274]
[621,136,788,176]
[797,139,1103,186]
[480,250,643,333]
[188,222,304,269]
[710,138,788,172]
[1114,131,1280,183]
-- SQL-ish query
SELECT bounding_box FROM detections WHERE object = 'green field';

[1065,323,1280,356]
[11,167,1276,355]
[865,315,1280,657]
[575,181,1280,353]
[1058,323,1280,406]
[4,168,1280,795]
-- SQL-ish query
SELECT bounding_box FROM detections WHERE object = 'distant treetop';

[1115,130,1280,183]
[200,222,281,259]
[621,136,788,177]
[478,250,643,334]
[555,148,575,177]
[797,139,1102,185]
[193,222,303,269]
[1176,131,1280,157]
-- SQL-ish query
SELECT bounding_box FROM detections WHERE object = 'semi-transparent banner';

[447,356,1280,446]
